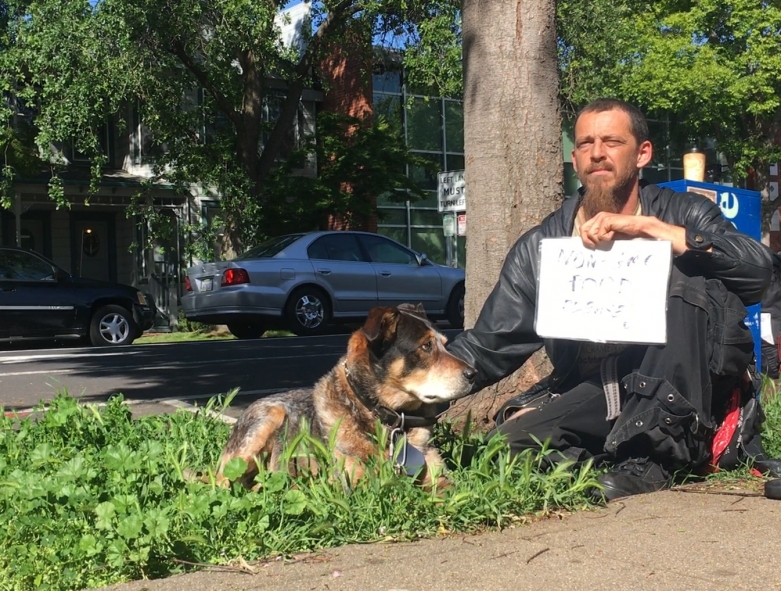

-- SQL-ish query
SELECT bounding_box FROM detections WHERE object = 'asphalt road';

[0,329,462,415]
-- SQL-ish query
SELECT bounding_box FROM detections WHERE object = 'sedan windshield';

[235,234,304,260]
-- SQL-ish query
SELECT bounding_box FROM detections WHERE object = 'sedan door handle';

[317,268,332,275]
[0,286,15,292]
[379,271,391,277]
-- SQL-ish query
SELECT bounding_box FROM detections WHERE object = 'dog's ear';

[361,306,401,350]
[397,302,427,318]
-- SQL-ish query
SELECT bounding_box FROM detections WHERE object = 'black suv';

[0,247,155,346]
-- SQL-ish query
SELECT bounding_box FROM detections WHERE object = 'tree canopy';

[558,0,781,197]
[0,0,442,254]
[405,0,781,197]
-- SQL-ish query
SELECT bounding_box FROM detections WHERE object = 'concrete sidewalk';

[98,488,781,591]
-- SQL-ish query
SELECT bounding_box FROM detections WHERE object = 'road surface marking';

[0,350,143,364]
[3,387,288,418]
[159,399,238,424]
[0,353,336,376]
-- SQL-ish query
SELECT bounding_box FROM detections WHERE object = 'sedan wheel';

[227,323,267,340]
[285,287,331,336]
[90,305,136,346]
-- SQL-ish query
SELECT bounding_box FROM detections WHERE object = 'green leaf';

[112,494,138,514]
[143,509,170,538]
[78,534,103,557]
[255,514,270,533]
[282,489,308,516]
[117,514,144,540]
[94,501,116,530]
[106,539,127,568]
[29,443,54,467]
[263,471,288,493]
[221,457,248,481]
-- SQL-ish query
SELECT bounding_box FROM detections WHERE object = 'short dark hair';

[576,98,650,145]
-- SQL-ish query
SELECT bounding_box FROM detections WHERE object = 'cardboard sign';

[535,238,672,344]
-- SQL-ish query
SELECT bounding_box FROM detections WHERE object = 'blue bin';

[659,180,763,372]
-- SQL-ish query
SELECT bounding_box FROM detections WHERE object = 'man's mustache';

[586,165,614,174]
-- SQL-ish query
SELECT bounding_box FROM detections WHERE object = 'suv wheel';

[227,323,267,339]
[285,287,331,336]
[90,305,136,346]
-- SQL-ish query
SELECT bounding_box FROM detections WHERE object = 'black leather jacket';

[447,183,773,394]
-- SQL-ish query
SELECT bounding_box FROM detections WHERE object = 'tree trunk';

[447,0,563,428]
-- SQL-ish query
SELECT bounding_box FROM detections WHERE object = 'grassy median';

[2,378,780,591]
[0,391,598,591]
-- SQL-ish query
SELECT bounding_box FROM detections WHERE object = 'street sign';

[457,213,466,236]
[437,170,466,213]
[442,213,456,237]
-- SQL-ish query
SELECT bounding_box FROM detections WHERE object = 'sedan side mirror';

[416,253,429,266]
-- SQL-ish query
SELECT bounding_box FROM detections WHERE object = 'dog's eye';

[420,339,433,352]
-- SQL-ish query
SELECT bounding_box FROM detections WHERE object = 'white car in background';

[181,231,465,338]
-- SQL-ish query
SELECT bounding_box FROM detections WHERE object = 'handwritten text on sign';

[535,238,672,344]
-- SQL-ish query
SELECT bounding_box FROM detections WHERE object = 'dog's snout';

[462,366,477,382]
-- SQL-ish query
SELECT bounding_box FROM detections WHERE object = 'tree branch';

[256,1,362,183]
[168,38,241,129]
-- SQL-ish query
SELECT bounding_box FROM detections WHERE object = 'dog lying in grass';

[216,303,476,488]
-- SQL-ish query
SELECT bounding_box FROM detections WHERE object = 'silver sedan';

[181,231,465,338]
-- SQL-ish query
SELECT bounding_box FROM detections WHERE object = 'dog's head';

[345,303,476,410]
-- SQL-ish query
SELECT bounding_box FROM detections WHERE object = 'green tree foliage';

[0,0,446,253]
[558,0,781,195]
[401,1,462,98]
[405,0,781,197]
[259,111,428,235]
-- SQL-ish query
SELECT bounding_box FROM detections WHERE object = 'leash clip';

[389,413,407,473]
[389,428,407,474]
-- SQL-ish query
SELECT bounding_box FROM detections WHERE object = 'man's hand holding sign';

[579,211,695,255]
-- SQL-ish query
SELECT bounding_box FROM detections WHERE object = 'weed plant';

[761,375,781,459]
[0,392,598,591]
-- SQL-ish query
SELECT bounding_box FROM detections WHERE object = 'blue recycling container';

[659,179,763,372]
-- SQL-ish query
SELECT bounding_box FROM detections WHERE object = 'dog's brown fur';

[216,303,476,487]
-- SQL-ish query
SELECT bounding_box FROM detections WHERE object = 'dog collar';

[341,362,437,429]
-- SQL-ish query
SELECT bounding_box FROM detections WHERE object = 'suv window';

[0,250,56,281]
[308,234,364,262]
[359,235,416,265]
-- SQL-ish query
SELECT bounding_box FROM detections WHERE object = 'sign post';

[438,170,466,268]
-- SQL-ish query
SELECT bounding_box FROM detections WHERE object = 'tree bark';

[448,0,563,428]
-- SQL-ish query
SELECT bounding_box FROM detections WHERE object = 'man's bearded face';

[572,109,642,219]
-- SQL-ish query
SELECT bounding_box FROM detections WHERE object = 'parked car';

[182,231,465,338]
[0,247,156,346]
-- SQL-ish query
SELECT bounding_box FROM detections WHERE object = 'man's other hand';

[579,212,692,255]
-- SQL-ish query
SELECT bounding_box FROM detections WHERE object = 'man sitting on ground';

[446,98,773,501]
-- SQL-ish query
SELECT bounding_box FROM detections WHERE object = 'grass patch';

[135,329,294,345]
[0,392,598,591]
[135,330,235,344]
[761,375,781,459]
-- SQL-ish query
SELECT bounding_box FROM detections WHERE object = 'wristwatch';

[685,228,713,251]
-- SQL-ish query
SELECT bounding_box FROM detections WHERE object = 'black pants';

[762,341,779,379]
[490,379,613,464]
[490,268,754,470]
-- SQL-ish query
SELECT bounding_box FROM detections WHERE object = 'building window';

[70,120,112,164]
[373,65,463,266]
[131,103,155,165]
